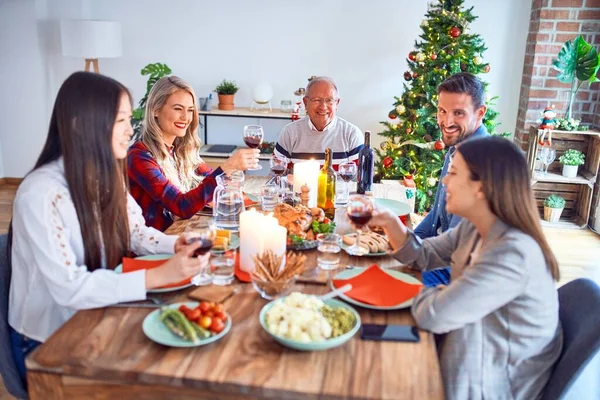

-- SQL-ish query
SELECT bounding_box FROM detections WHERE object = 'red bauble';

[408,52,417,61]
[404,71,412,81]
[382,157,393,169]
[388,111,397,120]
[434,140,445,151]
[430,53,438,60]
[412,72,418,78]
[449,26,461,38]
[484,64,491,73]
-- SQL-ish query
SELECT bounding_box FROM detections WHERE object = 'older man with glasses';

[274,76,364,171]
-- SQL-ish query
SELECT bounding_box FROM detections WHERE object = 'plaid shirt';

[127,141,222,232]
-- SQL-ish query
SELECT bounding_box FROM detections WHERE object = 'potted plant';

[552,35,600,121]
[558,149,585,178]
[543,194,565,222]
[215,79,239,110]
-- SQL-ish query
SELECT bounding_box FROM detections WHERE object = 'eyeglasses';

[306,97,338,106]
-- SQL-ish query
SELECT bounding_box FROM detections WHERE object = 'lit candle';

[293,160,319,207]
[239,209,287,272]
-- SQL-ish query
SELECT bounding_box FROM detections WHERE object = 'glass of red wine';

[185,218,217,285]
[346,194,373,256]
[269,154,289,192]
[338,160,357,206]
[243,125,264,170]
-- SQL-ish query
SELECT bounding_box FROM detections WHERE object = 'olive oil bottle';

[318,148,336,219]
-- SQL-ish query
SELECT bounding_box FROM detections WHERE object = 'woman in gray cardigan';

[370,137,562,399]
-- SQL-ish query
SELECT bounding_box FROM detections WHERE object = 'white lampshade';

[252,83,274,104]
[60,20,122,59]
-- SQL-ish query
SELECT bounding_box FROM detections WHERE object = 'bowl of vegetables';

[259,292,360,351]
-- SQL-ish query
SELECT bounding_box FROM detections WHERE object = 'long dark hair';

[457,137,560,281]
[31,72,132,271]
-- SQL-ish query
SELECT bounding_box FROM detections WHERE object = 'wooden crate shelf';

[527,126,600,229]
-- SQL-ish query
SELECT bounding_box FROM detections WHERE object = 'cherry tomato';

[199,316,212,329]
[210,318,225,334]
[188,308,201,320]
[199,302,211,314]
[214,311,227,321]
[205,310,215,318]
[323,217,331,224]
[212,303,224,313]
[179,305,191,313]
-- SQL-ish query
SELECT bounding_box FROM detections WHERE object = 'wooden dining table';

[26,177,444,399]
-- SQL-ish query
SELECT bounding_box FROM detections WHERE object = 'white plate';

[330,268,421,310]
[115,254,193,293]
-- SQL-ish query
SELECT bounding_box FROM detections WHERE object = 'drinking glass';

[185,218,217,286]
[243,125,263,170]
[210,245,236,286]
[336,160,357,207]
[316,233,342,270]
[261,183,280,212]
[346,195,373,256]
[539,147,556,176]
[269,154,289,191]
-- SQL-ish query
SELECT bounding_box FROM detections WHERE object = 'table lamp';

[60,20,122,73]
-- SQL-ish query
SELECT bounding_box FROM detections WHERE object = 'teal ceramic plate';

[340,234,388,257]
[143,301,231,348]
[114,254,193,294]
[374,198,411,216]
[259,298,361,351]
[331,268,421,310]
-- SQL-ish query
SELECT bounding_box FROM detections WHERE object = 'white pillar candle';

[293,160,319,207]
[239,209,287,273]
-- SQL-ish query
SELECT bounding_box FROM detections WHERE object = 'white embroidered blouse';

[8,158,177,342]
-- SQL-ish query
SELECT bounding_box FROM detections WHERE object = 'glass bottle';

[213,171,245,231]
[318,148,336,219]
[357,131,374,194]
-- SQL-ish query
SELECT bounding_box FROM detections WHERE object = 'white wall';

[0,0,532,177]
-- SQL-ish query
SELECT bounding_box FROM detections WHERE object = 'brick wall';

[514,0,600,149]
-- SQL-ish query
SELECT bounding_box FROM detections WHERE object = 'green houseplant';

[132,63,172,138]
[558,149,585,178]
[552,35,600,121]
[215,79,239,110]
[543,194,566,222]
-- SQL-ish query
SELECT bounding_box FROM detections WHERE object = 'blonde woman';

[128,76,258,231]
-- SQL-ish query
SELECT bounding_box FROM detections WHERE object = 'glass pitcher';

[213,170,245,231]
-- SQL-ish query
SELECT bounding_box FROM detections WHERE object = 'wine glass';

[337,160,357,206]
[346,195,373,256]
[539,147,556,176]
[185,218,217,286]
[243,125,264,170]
[269,154,289,191]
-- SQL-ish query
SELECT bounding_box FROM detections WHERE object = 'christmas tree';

[374,0,502,213]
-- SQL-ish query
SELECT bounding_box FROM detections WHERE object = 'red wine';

[271,165,286,176]
[244,136,263,149]
[357,131,374,194]
[339,172,354,182]
[188,237,213,256]
[348,211,372,227]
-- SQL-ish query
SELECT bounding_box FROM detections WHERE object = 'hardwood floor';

[0,183,598,399]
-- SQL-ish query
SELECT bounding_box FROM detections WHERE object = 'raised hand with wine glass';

[243,125,264,170]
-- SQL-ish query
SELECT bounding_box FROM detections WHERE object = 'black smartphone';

[360,324,420,342]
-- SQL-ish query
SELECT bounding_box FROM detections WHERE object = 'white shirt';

[8,158,177,342]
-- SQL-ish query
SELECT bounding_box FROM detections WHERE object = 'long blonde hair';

[141,76,202,192]
[458,137,560,281]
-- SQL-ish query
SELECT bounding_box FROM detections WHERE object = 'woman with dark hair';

[8,72,208,381]
[368,137,562,399]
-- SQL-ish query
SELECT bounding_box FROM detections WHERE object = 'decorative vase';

[218,94,235,110]
[562,164,579,178]
[543,206,564,222]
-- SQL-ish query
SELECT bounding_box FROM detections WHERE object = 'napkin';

[332,265,423,307]
[233,253,251,283]
[121,257,191,289]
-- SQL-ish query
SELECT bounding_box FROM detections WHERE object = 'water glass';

[210,245,236,286]
[316,233,342,270]
[261,183,280,212]
[334,174,349,207]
